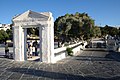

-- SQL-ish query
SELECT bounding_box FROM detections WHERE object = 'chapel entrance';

[12,10,55,63]
[26,27,40,61]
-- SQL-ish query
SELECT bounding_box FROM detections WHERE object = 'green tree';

[6,29,13,40]
[27,28,35,35]
[94,26,101,37]
[34,27,39,36]
[100,25,119,37]
[27,28,39,37]
[54,12,95,44]
[119,27,120,37]
[109,27,119,36]
[0,29,9,43]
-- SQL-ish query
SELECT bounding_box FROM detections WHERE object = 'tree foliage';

[6,29,13,40]
[100,25,119,37]
[27,28,39,36]
[54,12,95,43]
[93,26,101,37]
[0,29,9,43]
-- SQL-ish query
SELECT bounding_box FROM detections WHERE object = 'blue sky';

[0,0,120,27]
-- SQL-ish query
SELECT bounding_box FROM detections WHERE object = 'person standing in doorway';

[32,45,35,56]
[33,40,38,56]
[29,44,33,58]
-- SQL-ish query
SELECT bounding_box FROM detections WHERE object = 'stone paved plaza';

[0,49,120,80]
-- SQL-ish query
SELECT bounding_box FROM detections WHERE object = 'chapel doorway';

[26,27,40,61]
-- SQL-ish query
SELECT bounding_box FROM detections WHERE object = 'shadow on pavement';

[84,48,107,52]
[74,50,120,62]
[74,56,115,62]
[106,51,120,62]
[6,67,120,80]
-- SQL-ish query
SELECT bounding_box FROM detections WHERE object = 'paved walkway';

[0,49,120,80]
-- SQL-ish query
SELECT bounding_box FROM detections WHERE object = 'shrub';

[66,47,73,56]
[81,43,84,46]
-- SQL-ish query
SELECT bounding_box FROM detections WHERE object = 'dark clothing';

[33,41,38,56]
[5,44,9,58]
[5,49,9,53]
[33,41,38,48]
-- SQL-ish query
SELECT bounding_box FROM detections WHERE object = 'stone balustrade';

[54,41,87,62]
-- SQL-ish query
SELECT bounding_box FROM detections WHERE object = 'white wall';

[54,41,87,62]
[0,24,10,31]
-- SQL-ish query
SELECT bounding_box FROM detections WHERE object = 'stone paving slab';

[0,50,120,80]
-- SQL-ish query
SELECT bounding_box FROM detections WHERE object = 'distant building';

[0,24,11,31]
[115,26,120,29]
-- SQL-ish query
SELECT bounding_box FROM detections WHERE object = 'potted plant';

[66,47,73,56]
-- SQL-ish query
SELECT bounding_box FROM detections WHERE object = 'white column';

[39,22,54,63]
[13,26,21,61]
[23,28,27,60]
[49,16,55,63]
[39,25,49,62]
[39,26,42,62]
[13,26,25,61]
[13,26,15,60]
